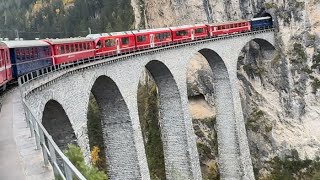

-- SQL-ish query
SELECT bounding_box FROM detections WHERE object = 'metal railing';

[18,29,274,87]
[21,99,86,180]
[17,28,274,180]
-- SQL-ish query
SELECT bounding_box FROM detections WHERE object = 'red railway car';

[0,43,12,90]
[43,38,95,65]
[88,31,136,56]
[132,28,172,50]
[207,20,250,37]
[170,24,208,43]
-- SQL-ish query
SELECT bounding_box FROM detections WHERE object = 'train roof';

[0,40,49,48]
[251,16,272,21]
[43,37,93,45]
[87,31,134,39]
[169,24,207,30]
[207,19,249,26]
[131,28,171,34]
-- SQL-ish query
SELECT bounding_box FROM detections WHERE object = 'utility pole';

[15,29,19,39]
[4,10,7,25]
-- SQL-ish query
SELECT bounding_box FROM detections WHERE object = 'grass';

[246,109,265,132]
[311,78,320,93]
[265,2,278,9]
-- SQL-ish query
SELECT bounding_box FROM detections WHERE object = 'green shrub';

[64,144,108,180]
[311,78,320,93]
[271,51,282,67]
[265,3,278,9]
[267,152,320,180]
[292,43,307,63]
[138,83,166,179]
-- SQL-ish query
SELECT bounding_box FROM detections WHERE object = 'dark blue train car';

[250,16,273,30]
[0,40,53,78]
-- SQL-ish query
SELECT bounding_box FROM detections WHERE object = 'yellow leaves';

[32,0,43,14]
[91,146,102,166]
[63,0,75,6]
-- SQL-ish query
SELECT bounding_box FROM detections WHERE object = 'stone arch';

[89,75,140,179]
[42,100,77,151]
[145,60,191,179]
[197,48,241,179]
[238,38,276,78]
[237,37,277,179]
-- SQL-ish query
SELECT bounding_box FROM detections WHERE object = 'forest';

[0,0,135,39]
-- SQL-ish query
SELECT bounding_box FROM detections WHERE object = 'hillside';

[0,0,135,39]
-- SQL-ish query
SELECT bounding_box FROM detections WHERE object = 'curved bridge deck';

[0,89,53,180]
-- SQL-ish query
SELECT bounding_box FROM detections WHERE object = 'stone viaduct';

[19,29,275,180]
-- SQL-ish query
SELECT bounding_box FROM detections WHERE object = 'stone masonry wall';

[21,31,275,180]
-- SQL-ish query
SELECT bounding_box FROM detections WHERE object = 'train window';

[34,48,38,58]
[122,37,129,45]
[4,51,7,63]
[70,44,74,52]
[105,39,115,47]
[46,47,51,56]
[61,46,65,54]
[96,40,102,49]
[75,44,79,51]
[29,48,34,59]
[16,50,20,60]
[137,35,146,42]
[165,32,171,38]
[195,28,204,34]
[176,30,188,36]
[66,45,70,53]
[156,33,165,41]
[25,49,30,58]
[79,44,83,51]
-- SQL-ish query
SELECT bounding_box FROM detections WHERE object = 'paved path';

[0,89,53,180]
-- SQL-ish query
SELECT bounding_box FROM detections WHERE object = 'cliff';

[131,0,320,179]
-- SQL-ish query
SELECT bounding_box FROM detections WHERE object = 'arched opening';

[143,60,191,179]
[89,76,139,179]
[188,48,241,179]
[237,39,277,179]
[42,100,77,150]
[186,52,218,179]
[137,70,166,179]
[87,94,107,172]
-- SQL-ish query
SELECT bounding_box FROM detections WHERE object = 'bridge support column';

[228,67,255,180]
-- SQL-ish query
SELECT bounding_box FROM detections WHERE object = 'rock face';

[132,0,320,178]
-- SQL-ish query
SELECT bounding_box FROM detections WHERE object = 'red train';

[0,17,272,90]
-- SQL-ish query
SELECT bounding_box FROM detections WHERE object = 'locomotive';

[0,16,272,90]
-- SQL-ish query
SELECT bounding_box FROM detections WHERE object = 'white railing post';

[48,139,59,177]
[39,128,49,166]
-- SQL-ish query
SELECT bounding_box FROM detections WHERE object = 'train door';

[115,38,120,54]
[191,29,195,40]
[150,34,155,48]
[0,50,4,83]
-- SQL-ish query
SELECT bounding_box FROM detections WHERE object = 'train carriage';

[0,40,53,78]
[88,31,136,56]
[170,24,208,43]
[132,28,172,49]
[250,17,273,30]
[207,20,251,37]
[0,43,12,90]
[43,38,95,65]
